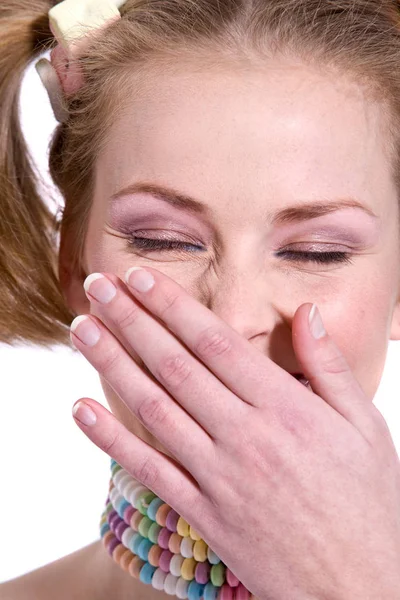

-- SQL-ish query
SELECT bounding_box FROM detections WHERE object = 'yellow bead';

[181,557,197,580]
[177,516,190,537]
[193,539,208,562]
[189,525,201,540]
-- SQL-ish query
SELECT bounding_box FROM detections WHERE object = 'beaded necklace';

[100,458,251,599]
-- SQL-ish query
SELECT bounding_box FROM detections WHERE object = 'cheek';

[323,290,391,401]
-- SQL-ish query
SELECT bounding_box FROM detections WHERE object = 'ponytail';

[0,1,74,348]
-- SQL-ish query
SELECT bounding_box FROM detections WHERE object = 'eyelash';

[127,237,354,265]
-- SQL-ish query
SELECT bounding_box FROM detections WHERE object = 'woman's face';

[63,58,400,460]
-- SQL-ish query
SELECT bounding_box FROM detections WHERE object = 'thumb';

[292,303,378,439]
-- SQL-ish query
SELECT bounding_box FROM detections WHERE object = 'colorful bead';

[152,567,168,590]
[137,490,157,516]
[140,561,157,584]
[158,527,172,549]
[159,548,173,572]
[100,461,251,599]
[170,553,185,577]
[138,537,153,561]
[193,539,208,562]
[128,555,145,578]
[148,521,162,543]
[169,532,184,553]
[210,563,225,587]
[187,579,205,599]
[147,496,164,521]
[181,536,195,558]
[190,526,202,540]
[195,560,211,584]
[156,503,172,527]
[148,543,163,566]
[226,568,239,587]
[138,515,153,538]
[177,515,191,537]
[166,507,180,532]
[181,557,197,580]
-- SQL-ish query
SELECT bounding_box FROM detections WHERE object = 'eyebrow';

[110,182,378,223]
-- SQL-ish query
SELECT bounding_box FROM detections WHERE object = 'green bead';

[136,491,157,515]
[148,521,162,543]
[105,502,113,515]
[210,562,225,586]
[138,515,153,538]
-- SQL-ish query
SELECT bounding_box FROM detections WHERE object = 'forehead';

[96,59,395,217]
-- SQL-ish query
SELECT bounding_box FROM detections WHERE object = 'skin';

[3,56,400,599]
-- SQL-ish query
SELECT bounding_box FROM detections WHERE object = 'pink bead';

[158,527,172,549]
[115,521,129,541]
[107,509,118,523]
[110,514,121,532]
[234,584,250,600]
[165,508,180,532]
[195,561,210,584]
[123,504,135,524]
[219,583,234,599]
[159,549,173,572]
[226,568,240,586]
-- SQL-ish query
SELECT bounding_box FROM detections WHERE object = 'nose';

[202,267,293,358]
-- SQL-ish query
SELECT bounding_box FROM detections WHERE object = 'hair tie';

[35,0,128,123]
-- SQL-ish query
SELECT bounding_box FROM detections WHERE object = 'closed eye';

[127,237,354,265]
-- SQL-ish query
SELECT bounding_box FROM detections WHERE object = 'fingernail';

[84,273,117,304]
[70,315,101,347]
[309,304,326,339]
[73,401,97,426]
[125,267,155,292]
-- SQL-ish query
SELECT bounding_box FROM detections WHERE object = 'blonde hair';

[1,0,400,348]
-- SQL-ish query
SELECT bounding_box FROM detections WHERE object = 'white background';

[1,56,400,583]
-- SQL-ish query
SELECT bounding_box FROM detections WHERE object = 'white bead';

[123,480,141,501]
[113,468,128,486]
[151,568,167,590]
[180,537,194,558]
[120,471,134,486]
[164,573,178,595]
[207,547,221,564]
[176,577,190,599]
[169,554,184,577]
[118,473,134,495]
[121,527,135,548]
[110,487,120,505]
[129,485,148,507]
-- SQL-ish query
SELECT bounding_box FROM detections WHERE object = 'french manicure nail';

[125,267,155,292]
[73,401,97,426]
[70,315,101,347]
[309,304,326,339]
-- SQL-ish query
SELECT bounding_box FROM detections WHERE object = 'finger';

[83,273,246,440]
[122,266,296,410]
[70,316,215,478]
[292,303,382,445]
[71,398,205,524]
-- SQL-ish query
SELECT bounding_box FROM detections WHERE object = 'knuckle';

[156,353,192,388]
[194,326,233,361]
[321,348,349,376]
[159,290,183,319]
[114,304,140,331]
[98,348,120,377]
[99,428,123,456]
[137,394,169,429]
[136,456,159,489]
